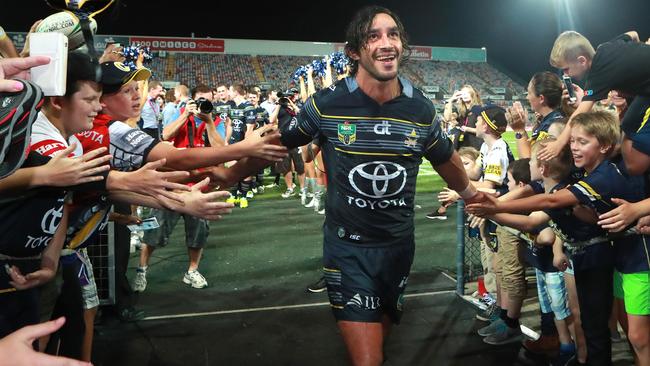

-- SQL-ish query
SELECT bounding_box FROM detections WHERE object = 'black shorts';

[276,148,304,175]
[323,239,414,324]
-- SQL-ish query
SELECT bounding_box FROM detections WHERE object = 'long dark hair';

[344,6,411,76]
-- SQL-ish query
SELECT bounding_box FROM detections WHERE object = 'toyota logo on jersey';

[348,162,407,199]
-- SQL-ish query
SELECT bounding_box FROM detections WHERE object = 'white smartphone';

[29,32,68,96]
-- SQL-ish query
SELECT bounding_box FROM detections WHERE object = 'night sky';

[4,0,650,84]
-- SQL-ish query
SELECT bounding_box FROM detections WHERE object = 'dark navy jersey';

[531,109,564,142]
[228,101,256,144]
[280,77,454,246]
[567,158,650,272]
[622,96,650,154]
[0,153,66,257]
[544,181,613,270]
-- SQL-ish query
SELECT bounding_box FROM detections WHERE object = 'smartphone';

[562,75,577,103]
[30,32,68,96]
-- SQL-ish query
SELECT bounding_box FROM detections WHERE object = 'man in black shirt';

[279,6,486,365]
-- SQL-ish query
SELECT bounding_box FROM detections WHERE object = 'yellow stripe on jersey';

[425,139,439,151]
[67,209,109,250]
[323,267,341,273]
[636,106,650,133]
[311,98,430,127]
[577,181,602,201]
[334,147,413,157]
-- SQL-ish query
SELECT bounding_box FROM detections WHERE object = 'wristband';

[458,183,478,200]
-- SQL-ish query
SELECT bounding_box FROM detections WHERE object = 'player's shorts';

[322,226,414,324]
[143,209,209,249]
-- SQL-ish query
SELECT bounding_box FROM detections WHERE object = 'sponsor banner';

[490,87,506,94]
[512,95,521,100]
[94,35,130,52]
[486,94,506,100]
[129,36,225,53]
[422,85,439,93]
[410,46,432,60]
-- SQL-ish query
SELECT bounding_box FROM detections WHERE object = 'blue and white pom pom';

[311,59,326,77]
[292,65,308,82]
[329,51,350,75]
[122,45,153,70]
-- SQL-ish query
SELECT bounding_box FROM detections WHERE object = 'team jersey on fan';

[280,77,454,247]
[530,109,563,142]
[228,101,256,144]
[64,113,160,250]
[566,158,650,273]
[0,112,81,257]
[477,138,514,195]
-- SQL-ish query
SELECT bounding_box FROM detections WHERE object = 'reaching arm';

[620,136,650,175]
[488,211,551,233]
[467,188,579,216]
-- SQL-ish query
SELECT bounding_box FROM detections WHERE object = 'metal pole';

[455,201,465,295]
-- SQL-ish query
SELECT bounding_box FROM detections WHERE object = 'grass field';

[132,133,519,295]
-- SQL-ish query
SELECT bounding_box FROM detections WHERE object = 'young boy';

[468,110,649,365]
[540,30,650,160]
[484,145,585,365]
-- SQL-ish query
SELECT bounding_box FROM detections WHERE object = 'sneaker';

[476,301,500,322]
[240,197,249,208]
[264,183,279,189]
[226,195,237,204]
[251,187,258,194]
[305,195,318,208]
[425,207,447,220]
[483,323,522,345]
[611,328,623,342]
[281,187,295,198]
[183,270,208,289]
[306,276,327,293]
[478,318,506,337]
[522,334,560,355]
[132,268,147,292]
[246,190,254,199]
[317,208,325,215]
[300,188,308,205]
[257,186,265,194]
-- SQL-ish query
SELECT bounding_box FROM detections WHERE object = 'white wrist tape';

[458,183,478,200]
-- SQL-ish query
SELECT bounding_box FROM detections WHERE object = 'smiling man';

[278,6,486,366]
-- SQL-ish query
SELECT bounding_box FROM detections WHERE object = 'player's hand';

[241,125,288,162]
[110,213,142,226]
[38,145,112,187]
[0,317,92,366]
[597,198,641,232]
[465,193,498,216]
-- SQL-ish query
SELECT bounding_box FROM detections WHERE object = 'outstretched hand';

[39,145,112,187]
[129,159,191,204]
[158,178,234,220]
[241,124,288,161]
[6,265,55,291]
[465,192,499,216]
[537,139,564,161]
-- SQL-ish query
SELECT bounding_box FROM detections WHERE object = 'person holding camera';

[271,90,306,200]
[135,85,224,292]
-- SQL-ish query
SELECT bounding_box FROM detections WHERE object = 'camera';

[191,97,214,114]
[277,91,290,106]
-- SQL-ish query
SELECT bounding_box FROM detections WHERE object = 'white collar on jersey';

[344,75,413,98]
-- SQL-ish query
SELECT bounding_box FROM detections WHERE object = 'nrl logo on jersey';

[338,121,357,145]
